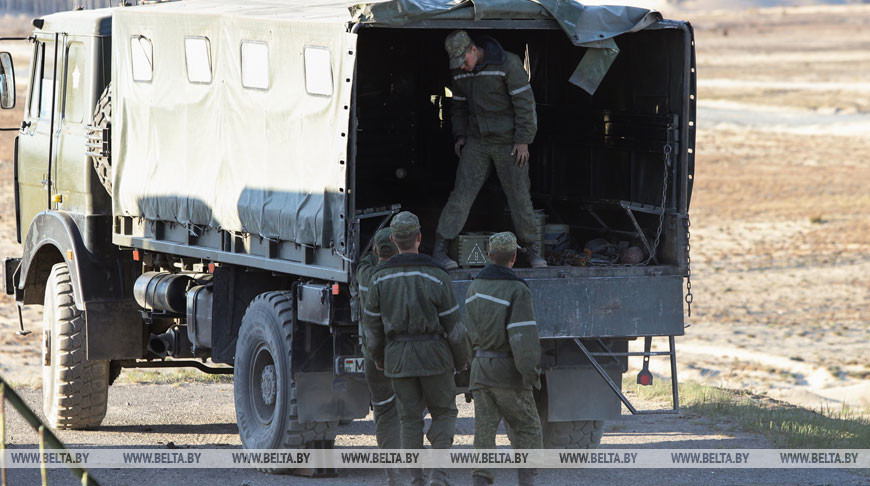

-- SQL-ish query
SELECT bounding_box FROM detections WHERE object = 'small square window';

[241,41,269,90]
[303,46,333,97]
[185,37,212,84]
[130,36,153,82]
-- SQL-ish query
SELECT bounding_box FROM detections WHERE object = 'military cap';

[489,231,521,255]
[390,211,421,238]
[374,227,398,256]
[445,30,472,69]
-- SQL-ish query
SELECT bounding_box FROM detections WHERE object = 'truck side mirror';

[0,52,16,109]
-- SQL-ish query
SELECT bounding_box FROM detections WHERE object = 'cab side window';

[28,41,58,121]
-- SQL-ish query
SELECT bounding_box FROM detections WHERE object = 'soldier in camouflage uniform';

[362,211,471,486]
[356,227,403,485]
[433,30,547,270]
[465,232,543,486]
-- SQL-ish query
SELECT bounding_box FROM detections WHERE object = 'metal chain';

[641,143,672,266]
[684,215,693,317]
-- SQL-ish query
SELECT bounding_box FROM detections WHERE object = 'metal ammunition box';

[450,233,492,268]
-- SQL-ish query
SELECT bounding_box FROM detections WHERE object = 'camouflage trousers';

[364,354,401,450]
[472,386,543,482]
[436,138,538,244]
[390,371,458,449]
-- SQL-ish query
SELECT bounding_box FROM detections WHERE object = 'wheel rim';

[249,342,278,426]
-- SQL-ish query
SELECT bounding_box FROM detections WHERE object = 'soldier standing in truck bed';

[356,227,402,485]
[362,211,471,486]
[433,30,547,270]
[465,231,543,486]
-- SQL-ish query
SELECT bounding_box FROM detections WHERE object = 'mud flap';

[545,367,623,421]
[85,299,144,360]
[295,371,370,423]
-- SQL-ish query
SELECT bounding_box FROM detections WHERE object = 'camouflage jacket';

[362,253,471,378]
[450,36,537,145]
[465,264,541,390]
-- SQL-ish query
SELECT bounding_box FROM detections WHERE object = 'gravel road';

[3,383,867,486]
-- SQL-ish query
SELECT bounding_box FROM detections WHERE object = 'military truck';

[0,0,695,456]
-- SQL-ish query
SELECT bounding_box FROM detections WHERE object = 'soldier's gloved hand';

[512,143,530,167]
[454,136,467,157]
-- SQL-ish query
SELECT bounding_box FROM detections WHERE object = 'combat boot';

[385,466,404,486]
[428,467,451,486]
[524,242,547,268]
[472,474,493,486]
[433,236,458,270]
[518,468,537,486]
[410,468,427,486]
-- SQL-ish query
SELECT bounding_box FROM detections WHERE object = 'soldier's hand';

[512,143,530,167]
[375,360,384,371]
[454,137,467,157]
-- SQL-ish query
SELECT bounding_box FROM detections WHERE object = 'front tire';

[233,291,337,473]
[42,263,110,429]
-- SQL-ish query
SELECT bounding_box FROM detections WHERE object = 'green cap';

[374,227,397,257]
[489,231,520,255]
[390,211,421,238]
[445,30,472,69]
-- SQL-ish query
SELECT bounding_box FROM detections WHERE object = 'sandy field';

[0,2,868,417]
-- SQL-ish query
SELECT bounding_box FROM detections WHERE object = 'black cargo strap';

[474,350,512,358]
[391,333,443,342]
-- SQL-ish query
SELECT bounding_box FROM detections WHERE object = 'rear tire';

[234,291,338,474]
[543,419,605,449]
[537,378,605,449]
[42,263,110,429]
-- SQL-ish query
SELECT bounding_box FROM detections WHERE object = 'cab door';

[53,38,93,215]
[17,34,62,234]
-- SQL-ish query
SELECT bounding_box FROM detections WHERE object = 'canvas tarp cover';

[112,4,355,248]
[351,0,661,93]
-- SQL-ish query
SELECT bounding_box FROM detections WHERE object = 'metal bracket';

[353,204,401,263]
[573,337,679,414]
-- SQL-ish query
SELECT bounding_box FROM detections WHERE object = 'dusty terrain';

[0,3,868,484]
[4,383,868,485]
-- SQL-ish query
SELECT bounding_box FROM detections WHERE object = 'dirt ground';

[4,383,868,485]
[0,0,868,467]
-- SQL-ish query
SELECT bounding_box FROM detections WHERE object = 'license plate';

[338,357,365,374]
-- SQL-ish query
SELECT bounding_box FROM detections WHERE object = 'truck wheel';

[92,83,112,196]
[42,263,110,429]
[543,419,605,449]
[536,380,605,448]
[234,291,337,474]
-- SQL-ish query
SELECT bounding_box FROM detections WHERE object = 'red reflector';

[132,250,140,261]
[208,263,216,273]
[639,375,652,386]
[332,283,340,295]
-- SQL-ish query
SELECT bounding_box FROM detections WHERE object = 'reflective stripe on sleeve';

[506,320,537,329]
[363,309,381,317]
[372,394,396,406]
[439,304,460,317]
[509,84,532,96]
[465,293,510,306]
